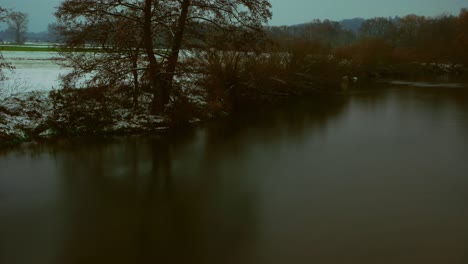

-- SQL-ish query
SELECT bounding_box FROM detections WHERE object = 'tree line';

[267,9,468,65]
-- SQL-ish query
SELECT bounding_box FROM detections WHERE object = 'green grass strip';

[0,45,61,52]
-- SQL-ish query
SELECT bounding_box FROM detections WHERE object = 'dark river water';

[1,81,468,264]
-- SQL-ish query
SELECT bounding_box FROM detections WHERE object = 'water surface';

[1,82,468,264]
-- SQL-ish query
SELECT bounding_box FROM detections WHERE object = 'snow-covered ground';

[0,50,209,144]
[0,51,68,93]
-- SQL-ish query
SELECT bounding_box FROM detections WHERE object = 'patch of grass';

[0,45,61,52]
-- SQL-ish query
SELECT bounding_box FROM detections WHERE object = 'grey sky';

[0,0,62,32]
[0,0,467,32]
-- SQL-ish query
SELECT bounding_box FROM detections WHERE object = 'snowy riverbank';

[0,91,161,146]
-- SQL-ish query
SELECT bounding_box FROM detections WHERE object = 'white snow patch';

[1,51,70,92]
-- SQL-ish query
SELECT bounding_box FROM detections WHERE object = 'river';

[1,81,468,264]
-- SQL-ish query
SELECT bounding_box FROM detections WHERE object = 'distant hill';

[339,18,365,33]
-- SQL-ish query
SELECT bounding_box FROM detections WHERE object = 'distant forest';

[0,23,61,43]
[267,10,468,64]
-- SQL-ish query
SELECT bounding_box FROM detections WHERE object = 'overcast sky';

[0,0,467,32]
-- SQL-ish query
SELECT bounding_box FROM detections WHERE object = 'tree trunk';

[143,0,163,114]
[161,0,191,106]
[132,47,140,110]
[16,30,21,44]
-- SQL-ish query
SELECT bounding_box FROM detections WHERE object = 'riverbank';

[0,84,309,149]
[1,49,467,149]
[3,72,468,149]
[0,84,217,149]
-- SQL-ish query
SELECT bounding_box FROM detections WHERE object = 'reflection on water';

[387,80,465,88]
[1,83,468,264]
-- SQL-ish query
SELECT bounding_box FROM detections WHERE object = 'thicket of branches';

[56,0,272,114]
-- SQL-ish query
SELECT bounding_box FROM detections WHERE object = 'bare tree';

[0,6,7,22]
[0,7,14,81]
[7,11,28,44]
[47,23,62,43]
[56,0,272,113]
[397,14,426,47]
[359,17,397,43]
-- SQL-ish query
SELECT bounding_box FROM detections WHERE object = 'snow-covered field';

[1,51,68,93]
[0,52,66,141]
